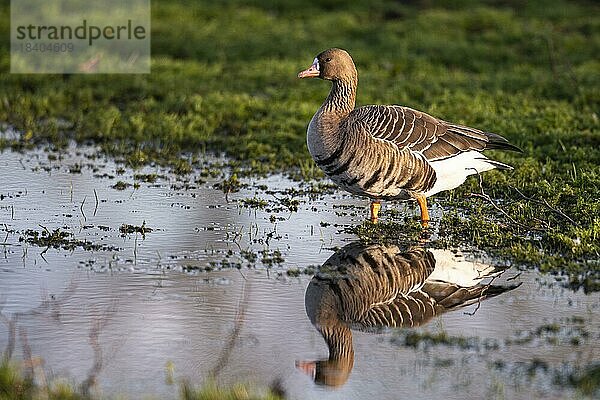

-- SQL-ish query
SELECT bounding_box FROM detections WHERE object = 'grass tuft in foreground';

[181,380,284,400]
[0,359,283,400]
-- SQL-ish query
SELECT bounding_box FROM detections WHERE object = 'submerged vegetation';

[562,364,600,398]
[0,0,598,290]
[119,221,154,236]
[19,227,120,252]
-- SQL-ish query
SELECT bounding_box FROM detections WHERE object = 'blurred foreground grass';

[0,0,598,290]
[0,357,597,400]
[0,359,283,400]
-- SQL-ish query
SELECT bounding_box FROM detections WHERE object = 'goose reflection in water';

[297,242,520,388]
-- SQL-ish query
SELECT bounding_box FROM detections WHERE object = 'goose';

[298,48,521,224]
[297,242,519,387]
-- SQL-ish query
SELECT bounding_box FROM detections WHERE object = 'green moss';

[19,228,119,252]
[172,158,193,175]
[260,249,284,267]
[0,0,598,288]
[134,173,160,183]
[112,180,131,191]
[392,330,494,351]
[286,268,301,277]
[240,197,269,209]
[119,221,153,236]
[214,174,246,196]
[570,364,600,397]
[348,219,424,244]
[555,363,600,398]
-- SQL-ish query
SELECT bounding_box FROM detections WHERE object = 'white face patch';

[313,57,320,71]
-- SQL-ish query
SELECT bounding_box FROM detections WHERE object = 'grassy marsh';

[0,0,598,290]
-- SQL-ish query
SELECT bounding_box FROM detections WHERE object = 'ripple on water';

[0,147,598,400]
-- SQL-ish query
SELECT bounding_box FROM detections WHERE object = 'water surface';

[0,147,597,399]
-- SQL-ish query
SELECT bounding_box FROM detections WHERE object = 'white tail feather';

[428,249,501,287]
[424,151,499,197]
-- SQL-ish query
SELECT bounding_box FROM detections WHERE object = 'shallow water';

[0,147,598,399]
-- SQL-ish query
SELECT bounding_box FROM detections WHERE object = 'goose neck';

[322,78,357,116]
[319,320,354,361]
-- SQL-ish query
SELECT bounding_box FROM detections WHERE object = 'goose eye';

[325,57,332,62]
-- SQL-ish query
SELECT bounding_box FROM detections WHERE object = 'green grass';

[181,381,283,400]
[569,364,600,397]
[0,359,282,400]
[0,0,599,289]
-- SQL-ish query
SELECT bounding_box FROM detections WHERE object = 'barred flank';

[306,242,516,335]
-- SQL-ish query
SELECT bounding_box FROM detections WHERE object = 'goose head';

[296,358,353,388]
[298,48,357,82]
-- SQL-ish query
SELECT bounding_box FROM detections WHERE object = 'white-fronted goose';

[298,48,521,224]
[297,242,519,387]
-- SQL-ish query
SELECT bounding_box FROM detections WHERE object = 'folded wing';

[349,105,520,161]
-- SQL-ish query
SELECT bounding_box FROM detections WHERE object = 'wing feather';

[349,105,520,161]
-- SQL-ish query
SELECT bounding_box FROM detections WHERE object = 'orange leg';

[370,200,381,223]
[415,195,429,227]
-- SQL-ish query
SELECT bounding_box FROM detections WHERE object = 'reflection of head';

[297,358,354,388]
[300,280,355,388]
[301,241,519,389]
[315,358,353,387]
